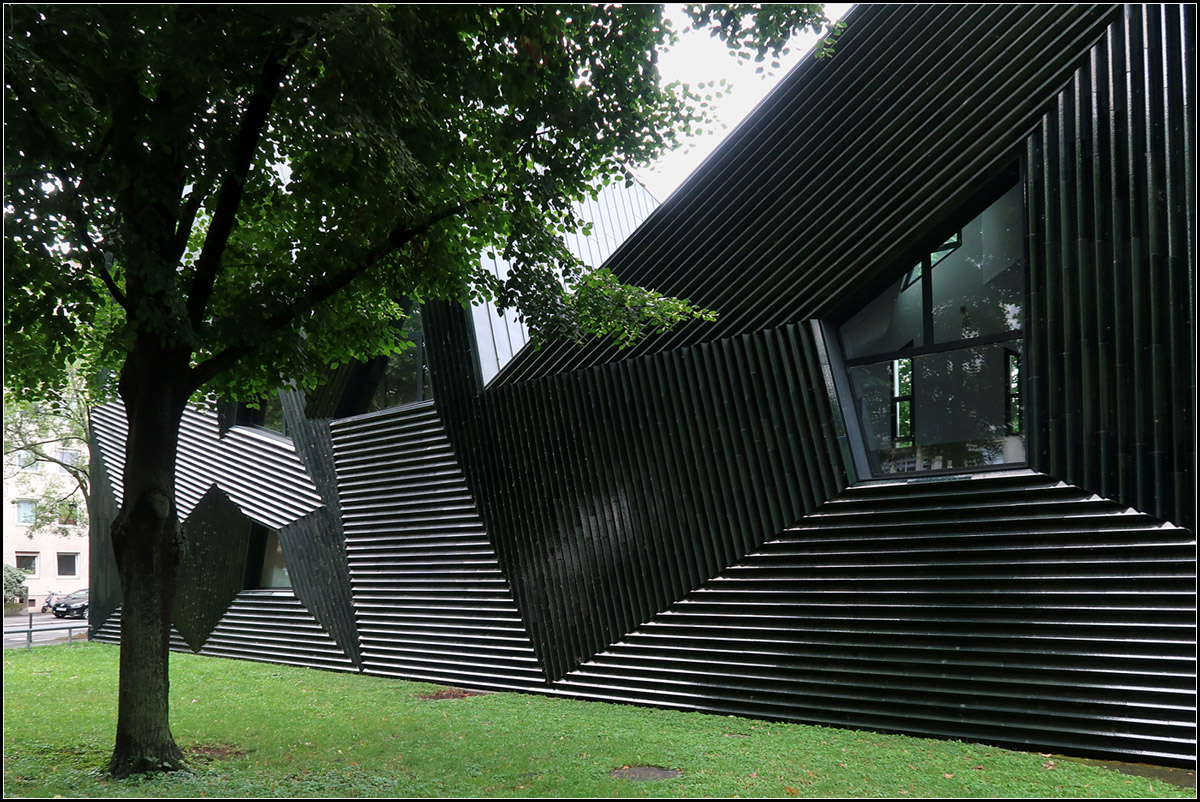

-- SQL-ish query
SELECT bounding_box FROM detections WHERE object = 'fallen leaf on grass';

[785,787,799,796]
[943,773,954,779]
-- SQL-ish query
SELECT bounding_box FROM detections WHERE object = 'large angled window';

[838,184,1025,475]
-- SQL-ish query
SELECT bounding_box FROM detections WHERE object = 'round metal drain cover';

[610,766,682,781]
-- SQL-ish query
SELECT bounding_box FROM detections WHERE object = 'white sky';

[635,4,854,201]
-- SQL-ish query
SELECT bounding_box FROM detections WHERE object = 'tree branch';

[188,196,492,389]
[186,35,299,334]
[7,82,129,309]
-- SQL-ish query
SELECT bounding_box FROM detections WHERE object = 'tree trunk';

[104,348,191,778]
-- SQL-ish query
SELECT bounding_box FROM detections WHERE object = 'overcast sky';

[636,4,854,201]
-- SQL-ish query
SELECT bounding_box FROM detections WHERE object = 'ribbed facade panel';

[277,392,362,667]
[94,596,357,674]
[557,471,1196,765]
[1026,4,1195,530]
[172,486,254,651]
[330,402,546,690]
[92,401,323,529]
[498,4,1123,383]
[427,308,847,681]
[198,591,358,673]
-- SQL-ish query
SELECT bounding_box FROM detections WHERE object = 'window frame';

[56,552,80,579]
[15,499,37,525]
[15,552,39,578]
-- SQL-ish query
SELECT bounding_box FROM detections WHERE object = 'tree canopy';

[5,4,837,404]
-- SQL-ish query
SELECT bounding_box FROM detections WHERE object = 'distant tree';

[4,563,29,604]
[4,4,838,777]
[3,376,90,539]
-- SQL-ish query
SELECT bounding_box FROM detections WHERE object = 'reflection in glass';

[259,530,291,588]
[368,310,432,412]
[930,185,1024,343]
[840,270,924,359]
[849,344,1025,474]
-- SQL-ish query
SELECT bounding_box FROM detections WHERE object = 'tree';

[4,4,838,777]
[3,374,91,539]
[4,563,29,605]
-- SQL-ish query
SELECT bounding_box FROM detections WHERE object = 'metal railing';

[3,613,89,651]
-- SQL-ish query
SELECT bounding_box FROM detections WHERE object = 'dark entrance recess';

[244,524,290,590]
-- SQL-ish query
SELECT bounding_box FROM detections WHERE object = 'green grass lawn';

[3,643,1192,798]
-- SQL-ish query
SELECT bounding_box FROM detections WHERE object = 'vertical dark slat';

[753,328,806,518]
[1124,7,1153,518]
[694,341,755,558]
[558,369,616,654]
[1166,4,1195,526]
[1142,5,1171,521]
[1073,59,1098,492]
[626,356,686,608]
[1058,59,1082,481]
[622,357,683,615]
[1110,19,1135,509]
[1044,97,1066,479]
[1092,29,1118,501]
[586,365,643,650]
[712,337,768,554]
[728,335,784,534]
[668,349,721,581]
[511,381,560,674]
[536,374,597,670]
[595,360,658,673]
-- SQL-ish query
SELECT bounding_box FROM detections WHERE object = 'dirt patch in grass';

[185,744,246,762]
[414,686,485,701]
[1057,756,1196,790]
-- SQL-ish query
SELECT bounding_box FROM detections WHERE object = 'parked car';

[52,588,88,619]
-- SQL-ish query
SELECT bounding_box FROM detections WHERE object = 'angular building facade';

[91,5,1196,767]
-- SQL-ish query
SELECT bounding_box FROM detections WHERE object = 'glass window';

[17,450,39,471]
[840,269,925,359]
[258,530,291,589]
[16,553,38,577]
[367,310,432,412]
[838,184,1026,476]
[56,449,81,473]
[15,500,37,524]
[57,553,79,577]
[57,502,79,525]
[930,186,1024,343]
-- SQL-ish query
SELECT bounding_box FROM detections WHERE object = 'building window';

[17,450,39,471]
[56,449,81,473]
[15,499,37,524]
[244,525,291,590]
[57,502,79,526]
[57,553,79,578]
[838,184,1026,475]
[16,553,38,578]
